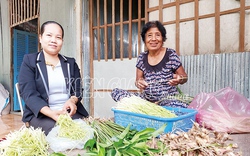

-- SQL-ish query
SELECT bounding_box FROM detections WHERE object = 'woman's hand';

[135,78,148,90]
[169,66,188,86]
[63,98,78,117]
[40,106,67,121]
[52,110,67,121]
[168,74,182,86]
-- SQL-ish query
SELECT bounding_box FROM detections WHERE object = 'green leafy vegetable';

[84,118,167,156]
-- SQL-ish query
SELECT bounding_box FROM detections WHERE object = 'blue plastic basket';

[111,106,197,133]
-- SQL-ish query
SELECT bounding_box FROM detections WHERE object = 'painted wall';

[0,0,12,97]
[152,0,250,55]
[93,58,137,118]
[40,0,81,64]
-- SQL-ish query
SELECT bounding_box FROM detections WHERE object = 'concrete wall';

[93,58,137,118]
[149,0,250,55]
[0,0,12,99]
[40,0,81,65]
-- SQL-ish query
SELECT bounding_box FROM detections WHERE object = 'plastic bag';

[46,119,95,152]
[188,87,250,133]
[0,83,10,115]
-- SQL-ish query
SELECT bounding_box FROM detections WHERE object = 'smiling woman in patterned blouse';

[111,20,188,108]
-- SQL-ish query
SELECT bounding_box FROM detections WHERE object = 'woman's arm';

[40,106,66,121]
[135,68,148,90]
[19,54,49,117]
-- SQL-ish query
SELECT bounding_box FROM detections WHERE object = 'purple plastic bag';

[188,87,250,133]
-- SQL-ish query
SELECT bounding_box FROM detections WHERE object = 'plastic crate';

[111,106,197,133]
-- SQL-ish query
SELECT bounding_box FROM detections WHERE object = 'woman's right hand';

[40,106,67,121]
[51,110,67,121]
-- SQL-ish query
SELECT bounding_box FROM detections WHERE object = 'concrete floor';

[229,133,250,156]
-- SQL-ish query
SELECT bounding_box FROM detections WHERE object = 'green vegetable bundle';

[0,126,49,156]
[115,95,177,118]
[84,118,167,156]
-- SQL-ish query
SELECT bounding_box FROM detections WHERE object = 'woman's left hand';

[63,99,77,117]
[168,74,181,86]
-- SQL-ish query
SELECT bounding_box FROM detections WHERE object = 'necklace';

[45,61,56,70]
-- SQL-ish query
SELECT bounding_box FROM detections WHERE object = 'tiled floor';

[0,113,23,139]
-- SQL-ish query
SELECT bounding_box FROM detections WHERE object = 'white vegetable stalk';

[56,114,88,140]
[116,95,177,118]
[0,126,49,156]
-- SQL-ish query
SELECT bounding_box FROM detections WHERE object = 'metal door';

[13,29,38,111]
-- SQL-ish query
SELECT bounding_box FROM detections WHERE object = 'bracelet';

[179,75,188,84]
[70,96,78,104]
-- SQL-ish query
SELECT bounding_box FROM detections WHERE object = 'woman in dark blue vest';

[19,21,89,135]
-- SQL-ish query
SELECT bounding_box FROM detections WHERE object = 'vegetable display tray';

[111,106,197,133]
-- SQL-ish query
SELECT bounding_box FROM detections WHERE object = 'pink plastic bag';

[188,87,250,133]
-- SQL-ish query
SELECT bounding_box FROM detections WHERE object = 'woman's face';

[145,27,163,52]
[39,23,63,56]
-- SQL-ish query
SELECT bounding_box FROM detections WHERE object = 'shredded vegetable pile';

[56,114,87,140]
[0,126,49,156]
[159,122,242,155]
[116,95,177,118]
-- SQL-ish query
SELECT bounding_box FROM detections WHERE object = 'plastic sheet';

[0,83,10,115]
[46,119,94,152]
[188,87,250,133]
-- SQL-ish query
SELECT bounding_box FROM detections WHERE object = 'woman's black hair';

[40,21,64,38]
[141,20,167,42]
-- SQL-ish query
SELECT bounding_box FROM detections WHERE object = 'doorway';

[12,19,38,111]
[9,0,40,112]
